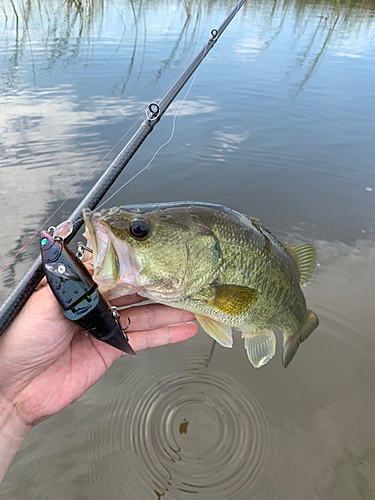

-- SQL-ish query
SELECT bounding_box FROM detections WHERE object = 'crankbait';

[40,230,136,356]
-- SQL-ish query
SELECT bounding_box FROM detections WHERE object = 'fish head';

[82,203,222,300]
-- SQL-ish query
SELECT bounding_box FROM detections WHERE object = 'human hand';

[0,283,197,429]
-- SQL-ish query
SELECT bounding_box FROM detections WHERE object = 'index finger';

[118,303,195,332]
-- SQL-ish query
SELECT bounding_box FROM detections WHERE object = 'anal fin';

[242,330,276,368]
[196,314,233,348]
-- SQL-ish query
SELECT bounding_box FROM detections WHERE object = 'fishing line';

[70,39,210,231]
[91,42,208,213]
[0,0,245,278]
[0,116,148,278]
[0,0,247,337]
[0,44,207,277]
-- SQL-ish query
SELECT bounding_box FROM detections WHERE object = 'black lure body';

[40,231,136,356]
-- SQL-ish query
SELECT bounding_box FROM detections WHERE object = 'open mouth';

[82,208,141,294]
[82,208,120,285]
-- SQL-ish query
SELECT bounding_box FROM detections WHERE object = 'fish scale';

[82,202,319,368]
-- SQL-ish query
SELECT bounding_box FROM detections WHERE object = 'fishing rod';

[0,0,247,336]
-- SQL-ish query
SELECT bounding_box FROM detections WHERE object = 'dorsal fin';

[286,244,317,286]
[246,215,260,223]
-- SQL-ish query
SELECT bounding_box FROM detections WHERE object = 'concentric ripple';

[124,369,269,498]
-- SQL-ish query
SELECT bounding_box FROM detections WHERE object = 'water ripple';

[115,364,270,498]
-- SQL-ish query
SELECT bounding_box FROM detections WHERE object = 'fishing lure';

[40,230,136,356]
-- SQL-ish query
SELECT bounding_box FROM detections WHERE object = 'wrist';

[0,392,31,435]
[0,394,32,485]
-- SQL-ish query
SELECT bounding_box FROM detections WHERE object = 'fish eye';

[129,218,150,239]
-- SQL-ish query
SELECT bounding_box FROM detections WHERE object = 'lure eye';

[129,218,150,239]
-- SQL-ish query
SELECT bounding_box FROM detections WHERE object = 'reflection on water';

[1,0,375,498]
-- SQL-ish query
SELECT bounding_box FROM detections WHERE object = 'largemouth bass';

[82,202,319,368]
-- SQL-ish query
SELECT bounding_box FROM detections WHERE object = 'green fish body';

[82,202,318,368]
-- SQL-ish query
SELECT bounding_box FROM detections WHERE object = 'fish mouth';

[82,207,141,295]
[82,208,108,271]
[82,208,121,288]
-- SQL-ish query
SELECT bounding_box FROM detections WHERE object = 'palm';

[0,285,197,426]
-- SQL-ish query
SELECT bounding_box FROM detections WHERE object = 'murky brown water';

[1,0,375,498]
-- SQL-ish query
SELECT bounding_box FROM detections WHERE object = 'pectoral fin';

[196,314,233,348]
[242,330,276,368]
[286,244,317,286]
[208,285,258,316]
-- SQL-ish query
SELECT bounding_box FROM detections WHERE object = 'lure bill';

[40,231,136,356]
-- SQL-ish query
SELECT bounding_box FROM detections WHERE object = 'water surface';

[1,0,375,498]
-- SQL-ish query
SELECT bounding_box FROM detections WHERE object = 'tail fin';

[282,310,319,368]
